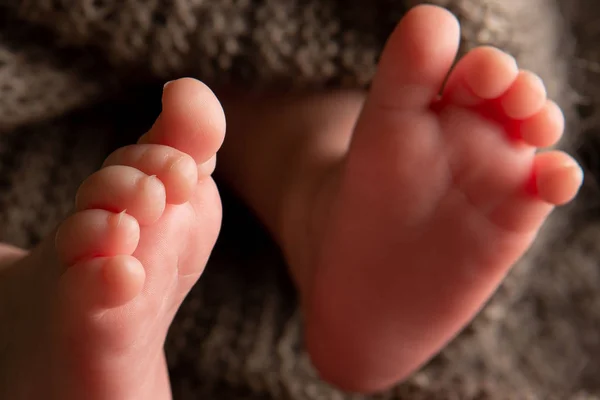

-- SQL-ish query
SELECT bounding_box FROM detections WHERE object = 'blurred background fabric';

[0,0,599,398]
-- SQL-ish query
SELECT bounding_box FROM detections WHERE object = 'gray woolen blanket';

[1,0,599,398]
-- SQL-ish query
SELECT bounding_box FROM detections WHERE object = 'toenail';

[499,50,518,71]
[108,210,127,228]
[198,155,217,177]
[141,174,160,190]
[137,133,151,144]
[163,80,173,89]
[562,163,584,183]
[168,156,186,172]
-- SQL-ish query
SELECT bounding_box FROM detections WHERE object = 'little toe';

[76,165,166,225]
[59,255,145,310]
[487,151,583,232]
[55,209,140,267]
[102,144,198,205]
[145,78,226,165]
[442,46,518,107]
[519,100,564,148]
[499,70,547,120]
[534,151,583,205]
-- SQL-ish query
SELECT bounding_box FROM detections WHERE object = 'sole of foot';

[303,5,583,393]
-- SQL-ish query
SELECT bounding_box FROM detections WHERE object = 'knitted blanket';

[1,0,599,398]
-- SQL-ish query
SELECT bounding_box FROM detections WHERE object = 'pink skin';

[302,5,582,393]
[0,5,584,399]
[0,79,224,400]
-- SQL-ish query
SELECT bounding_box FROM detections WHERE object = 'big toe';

[142,78,226,169]
[351,4,461,161]
[366,4,460,112]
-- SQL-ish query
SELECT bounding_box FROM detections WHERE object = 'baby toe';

[55,209,140,267]
[487,151,583,233]
[103,144,198,205]
[77,165,166,225]
[534,151,583,205]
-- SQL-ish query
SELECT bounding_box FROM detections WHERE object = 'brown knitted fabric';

[1,0,599,399]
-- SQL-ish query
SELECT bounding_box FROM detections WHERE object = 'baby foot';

[303,5,583,393]
[0,78,224,400]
